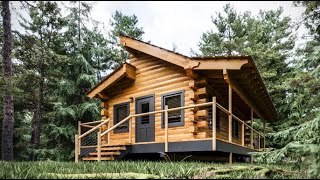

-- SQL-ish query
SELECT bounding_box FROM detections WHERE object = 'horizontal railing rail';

[99,101,265,147]
[78,119,109,140]
[75,98,266,162]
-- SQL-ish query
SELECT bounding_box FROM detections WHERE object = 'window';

[113,102,130,133]
[161,90,184,128]
[232,119,239,138]
[141,102,150,124]
[209,107,220,131]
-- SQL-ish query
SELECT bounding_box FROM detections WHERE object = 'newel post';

[129,116,132,144]
[78,121,81,155]
[97,130,101,161]
[75,135,79,163]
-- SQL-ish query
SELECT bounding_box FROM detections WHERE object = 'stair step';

[99,147,126,151]
[89,151,120,156]
[82,157,114,161]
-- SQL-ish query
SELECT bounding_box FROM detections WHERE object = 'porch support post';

[229,152,233,164]
[224,71,232,143]
[228,84,232,142]
[212,97,216,151]
[165,105,169,152]
[241,121,245,146]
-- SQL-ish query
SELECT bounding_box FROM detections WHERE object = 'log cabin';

[75,35,278,162]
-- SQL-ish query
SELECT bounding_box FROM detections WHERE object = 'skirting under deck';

[130,139,258,155]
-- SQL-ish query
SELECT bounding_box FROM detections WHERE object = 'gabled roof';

[87,35,278,122]
[119,35,200,69]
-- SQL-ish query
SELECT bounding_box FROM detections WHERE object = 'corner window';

[161,90,184,128]
[113,102,130,133]
[232,119,239,138]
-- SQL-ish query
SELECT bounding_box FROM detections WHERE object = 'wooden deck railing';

[75,96,266,162]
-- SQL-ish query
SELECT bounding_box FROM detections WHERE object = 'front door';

[135,95,155,142]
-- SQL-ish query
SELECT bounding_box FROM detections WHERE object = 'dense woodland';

[0,1,319,178]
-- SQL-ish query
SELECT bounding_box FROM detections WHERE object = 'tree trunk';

[1,1,14,161]
[29,77,43,161]
[29,49,45,161]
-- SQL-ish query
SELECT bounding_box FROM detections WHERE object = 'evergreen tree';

[107,10,144,69]
[197,4,296,122]
[15,1,67,160]
[46,1,101,160]
[252,2,320,178]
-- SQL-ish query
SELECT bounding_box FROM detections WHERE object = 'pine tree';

[107,10,144,69]
[197,4,295,122]
[252,2,320,178]
[15,1,67,160]
[45,1,101,160]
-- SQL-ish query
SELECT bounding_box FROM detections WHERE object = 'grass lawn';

[0,160,308,179]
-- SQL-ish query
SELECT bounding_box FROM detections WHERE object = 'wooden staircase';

[82,143,129,161]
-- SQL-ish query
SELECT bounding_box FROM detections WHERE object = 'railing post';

[78,121,81,155]
[97,130,101,161]
[241,122,245,146]
[165,105,169,153]
[75,134,79,163]
[263,122,266,151]
[250,109,254,149]
[228,85,232,142]
[107,119,110,144]
[129,116,132,144]
[212,97,216,151]
[258,134,260,151]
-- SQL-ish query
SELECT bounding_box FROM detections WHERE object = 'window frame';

[113,101,130,133]
[161,90,185,128]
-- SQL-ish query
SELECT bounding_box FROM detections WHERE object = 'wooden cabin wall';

[102,54,196,144]
[100,53,244,146]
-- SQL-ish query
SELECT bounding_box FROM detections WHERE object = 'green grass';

[0,160,308,179]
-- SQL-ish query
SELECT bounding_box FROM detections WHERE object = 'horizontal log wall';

[105,54,194,144]
[101,54,244,146]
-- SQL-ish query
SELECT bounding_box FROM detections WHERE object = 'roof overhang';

[119,35,200,69]
[86,63,136,99]
[192,56,278,122]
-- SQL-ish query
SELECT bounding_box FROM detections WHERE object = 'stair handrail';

[78,118,110,140]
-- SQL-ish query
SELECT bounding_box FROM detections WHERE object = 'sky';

[89,1,305,56]
[11,1,305,56]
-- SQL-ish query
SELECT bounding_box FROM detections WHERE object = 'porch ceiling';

[194,56,278,122]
